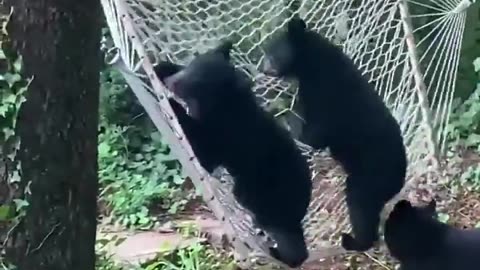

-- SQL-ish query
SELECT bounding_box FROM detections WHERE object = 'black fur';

[261,17,407,252]
[385,199,480,270]
[162,41,313,268]
[154,61,220,173]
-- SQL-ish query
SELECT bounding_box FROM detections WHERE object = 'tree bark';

[4,0,101,269]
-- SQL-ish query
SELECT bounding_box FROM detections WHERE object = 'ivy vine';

[0,10,29,270]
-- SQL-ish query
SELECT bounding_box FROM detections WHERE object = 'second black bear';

[385,199,480,270]
[161,41,313,268]
[260,17,407,252]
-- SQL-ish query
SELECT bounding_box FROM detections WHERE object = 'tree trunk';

[4,0,101,269]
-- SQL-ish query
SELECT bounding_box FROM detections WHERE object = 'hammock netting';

[100,0,473,267]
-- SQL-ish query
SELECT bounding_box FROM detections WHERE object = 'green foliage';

[446,89,480,148]
[0,44,28,161]
[149,223,236,270]
[447,58,480,149]
[96,250,124,270]
[0,33,29,222]
[447,58,480,189]
[0,57,27,219]
[95,241,236,270]
[99,67,144,126]
[474,58,480,73]
[143,242,236,270]
[437,212,450,224]
[0,14,29,270]
[453,2,480,100]
[95,231,235,270]
[95,236,128,270]
[98,66,192,228]
[458,165,480,191]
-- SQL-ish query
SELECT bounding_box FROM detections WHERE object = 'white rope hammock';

[100,0,473,267]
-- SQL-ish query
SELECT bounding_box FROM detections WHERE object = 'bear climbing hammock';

[100,0,473,267]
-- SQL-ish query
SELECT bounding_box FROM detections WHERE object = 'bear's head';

[163,40,238,119]
[385,199,440,261]
[389,199,437,222]
[260,16,307,78]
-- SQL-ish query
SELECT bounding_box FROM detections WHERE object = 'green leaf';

[150,131,163,143]
[129,213,138,224]
[0,105,9,117]
[3,127,15,141]
[3,93,16,104]
[16,94,27,107]
[144,261,165,270]
[173,174,185,185]
[13,55,23,73]
[437,213,450,223]
[0,49,6,60]
[97,238,116,247]
[13,199,29,211]
[168,201,180,214]
[142,144,156,152]
[466,133,480,146]
[4,73,21,87]
[474,57,480,72]
[0,205,13,220]
[138,215,150,225]
[98,142,111,157]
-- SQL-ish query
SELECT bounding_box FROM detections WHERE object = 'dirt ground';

[300,149,480,270]
[96,149,480,270]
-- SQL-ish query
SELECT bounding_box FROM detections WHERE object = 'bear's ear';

[287,16,306,35]
[213,40,233,60]
[425,199,437,212]
[395,200,412,212]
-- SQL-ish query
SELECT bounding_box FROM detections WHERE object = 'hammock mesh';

[100,0,472,267]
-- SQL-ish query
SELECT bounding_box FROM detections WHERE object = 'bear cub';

[385,199,480,270]
[160,41,313,268]
[261,17,407,252]
[154,61,220,173]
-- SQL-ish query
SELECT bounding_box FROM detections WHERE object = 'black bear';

[154,61,221,173]
[385,199,480,270]
[260,17,407,252]
[161,41,313,268]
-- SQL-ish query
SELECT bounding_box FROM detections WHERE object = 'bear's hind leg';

[341,175,382,252]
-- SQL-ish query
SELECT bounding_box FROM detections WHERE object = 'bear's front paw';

[269,246,281,259]
[341,233,357,251]
[341,233,372,252]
